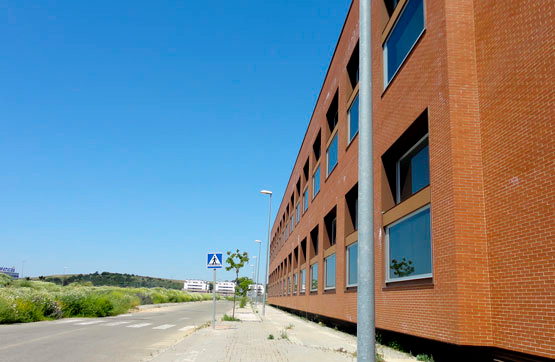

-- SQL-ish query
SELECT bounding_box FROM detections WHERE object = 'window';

[327,133,338,176]
[386,205,431,282]
[310,226,319,256]
[290,214,294,232]
[397,135,429,203]
[313,166,321,197]
[324,254,336,289]
[324,207,337,247]
[383,0,425,87]
[345,184,358,234]
[296,204,300,224]
[313,132,321,161]
[348,95,359,143]
[346,242,358,287]
[293,273,297,293]
[384,0,401,16]
[300,269,306,292]
[347,42,359,87]
[287,276,291,294]
[326,92,339,131]
[303,188,309,213]
[310,263,318,291]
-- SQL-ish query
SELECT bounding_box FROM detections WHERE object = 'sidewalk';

[151,304,416,362]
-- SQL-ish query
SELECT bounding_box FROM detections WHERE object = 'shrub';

[267,334,274,340]
[0,274,12,287]
[416,354,434,362]
[222,314,240,322]
[239,296,247,308]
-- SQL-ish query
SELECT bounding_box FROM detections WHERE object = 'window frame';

[296,203,300,224]
[313,165,321,199]
[385,204,432,283]
[310,263,318,292]
[300,268,306,292]
[293,273,297,293]
[303,187,309,213]
[395,133,429,203]
[324,253,336,290]
[347,93,359,144]
[346,242,358,287]
[383,0,426,89]
[326,132,339,177]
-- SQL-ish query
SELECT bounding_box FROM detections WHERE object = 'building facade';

[183,279,209,293]
[266,0,554,360]
[215,281,236,295]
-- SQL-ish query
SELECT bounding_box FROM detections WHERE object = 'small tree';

[236,277,253,297]
[225,249,249,318]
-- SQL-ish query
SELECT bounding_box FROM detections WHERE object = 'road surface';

[0,300,233,362]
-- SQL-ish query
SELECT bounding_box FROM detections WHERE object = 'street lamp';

[254,239,262,308]
[260,189,272,316]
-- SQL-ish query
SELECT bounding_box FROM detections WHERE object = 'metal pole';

[255,240,261,308]
[212,269,217,329]
[261,194,272,316]
[358,0,375,360]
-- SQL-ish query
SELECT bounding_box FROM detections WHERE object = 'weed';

[239,296,247,308]
[416,354,434,362]
[221,314,241,322]
[267,334,274,340]
[280,330,289,340]
[195,321,211,331]
[285,323,294,330]
[388,340,404,352]
[375,332,383,344]
[376,353,385,362]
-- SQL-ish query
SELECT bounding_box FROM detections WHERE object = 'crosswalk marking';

[179,326,195,332]
[76,320,103,325]
[104,321,132,326]
[126,323,152,328]
[152,324,175,330]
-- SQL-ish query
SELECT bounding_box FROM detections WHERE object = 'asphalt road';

[0,300,233,362]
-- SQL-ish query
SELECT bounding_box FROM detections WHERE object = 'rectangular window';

[346,242,358,287]
[287,277,291,294]
[290,214,294,232]
[313,166,321,198]
[348,95,359,143]
[327,133,338,176]
[293,273,297,293]
[300,269,306,292]
[303,188,308,213]
[324,254,336,289]
[386,205,432,281]
[296,205,300,224]
[397,135,429,203]
[383,0,425,87]
[310,263,318,291]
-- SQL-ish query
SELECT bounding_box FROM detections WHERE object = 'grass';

[267,334,274,340]
[0,275,212,324]
[279,330,289,340]
[239,296,247,308]
[221,314,241,322]
[285,323,294,330]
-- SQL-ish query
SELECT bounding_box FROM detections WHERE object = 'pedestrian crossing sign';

[207,253,223,269]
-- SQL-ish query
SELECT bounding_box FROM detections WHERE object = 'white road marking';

[56,319,85,324]
[104,321,132,326]
[177,317,190,320]
[116,314,132,317]
[152,324,175,330]
[75,320,103,325]
[126,323,152,328]
[179,326,195,332]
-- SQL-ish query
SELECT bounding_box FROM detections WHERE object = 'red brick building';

[266,0,554,360]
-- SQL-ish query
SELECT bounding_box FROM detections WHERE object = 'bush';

[239,296,247,308]
[0,274,12,287]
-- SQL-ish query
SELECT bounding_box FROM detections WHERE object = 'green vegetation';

[225,249,249,319]
[221,314,240,322]
[267,334,274,340]
[279,330,289,340]
[0,275,211,324]
[285,323,294,330]
[416,354,434,362]
[388,340,404,352]
[239,296,248,308]
[236,277,253,297]
[39,272,182,289]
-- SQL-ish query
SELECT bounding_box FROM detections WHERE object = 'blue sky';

[0,0,352,281]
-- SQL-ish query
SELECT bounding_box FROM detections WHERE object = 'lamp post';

[254,239,262,308]
[260,189,272,316]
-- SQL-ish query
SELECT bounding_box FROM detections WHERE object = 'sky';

[0,0,353,282]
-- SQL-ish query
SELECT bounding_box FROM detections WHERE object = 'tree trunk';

[232,271,238,318]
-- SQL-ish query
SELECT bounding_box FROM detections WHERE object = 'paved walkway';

[151,304,415,362]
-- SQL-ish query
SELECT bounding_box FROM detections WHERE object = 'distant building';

[0,267,19,279]
[183,279,209,293]
[248,283,264,296]
[215,281,235,295]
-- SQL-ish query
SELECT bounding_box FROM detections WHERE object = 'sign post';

[207,252,223,329]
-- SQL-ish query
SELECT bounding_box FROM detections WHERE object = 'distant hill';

[39,272,184,289]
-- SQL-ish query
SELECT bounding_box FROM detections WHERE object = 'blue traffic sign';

[207,253,223,269]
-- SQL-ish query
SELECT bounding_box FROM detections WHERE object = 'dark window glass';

[347,243,358,286]
[325,254,336,289]
[349,95,359,142]
[387,206,431,280]
[398,136,429,202]
[327,134,338,176]
[313,166,321,197]
[384,0,425,85]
